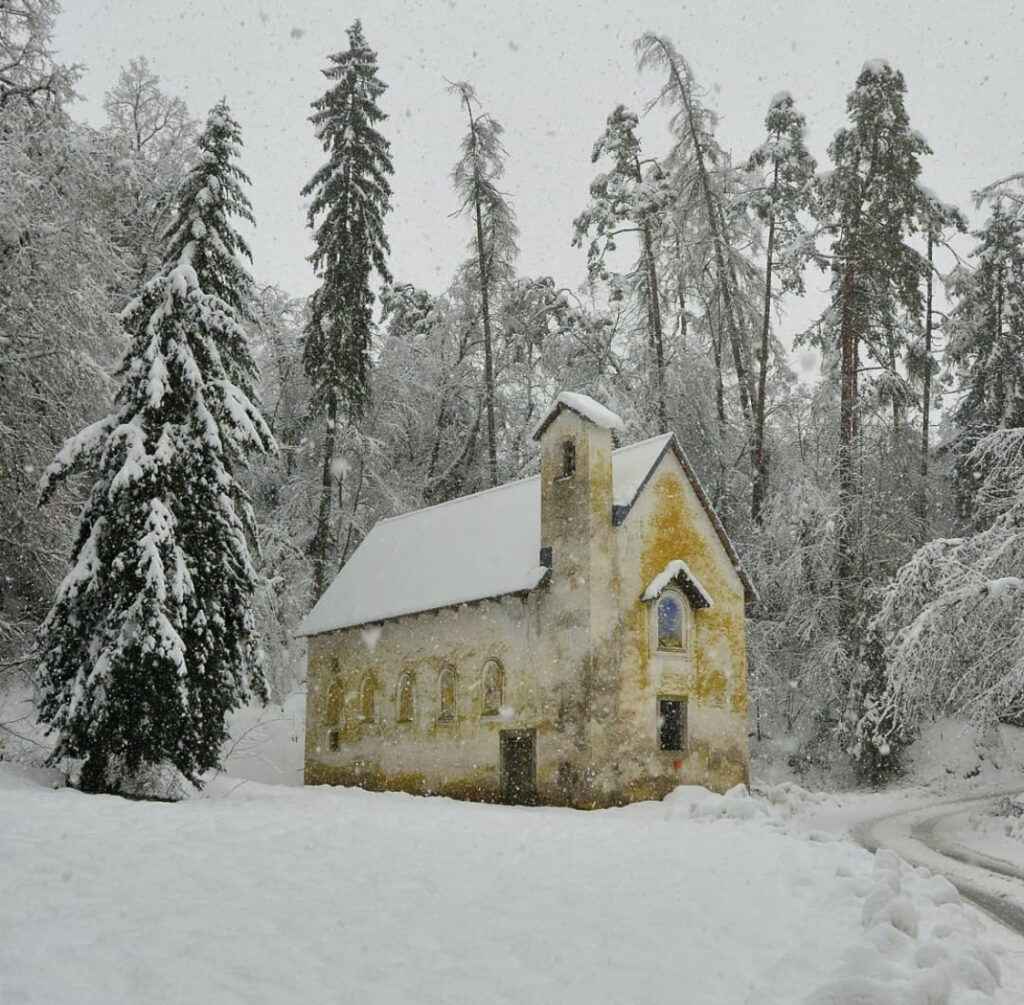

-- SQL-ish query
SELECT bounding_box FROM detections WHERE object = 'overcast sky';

[55,0,1024,313]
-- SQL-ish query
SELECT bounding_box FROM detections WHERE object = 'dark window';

[658,698,686,751]
[657,594,684,649]
[327,728,340,752]
[560,438,576,479]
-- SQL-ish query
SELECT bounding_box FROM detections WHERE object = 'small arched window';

[397,672,414,723]
[360,676,376,723]
[657,592,691,651]
[481,660,504,716]
[560,438,576,479]
[438,668,457,722]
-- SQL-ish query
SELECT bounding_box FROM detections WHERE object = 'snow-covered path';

[851,790,1024,935]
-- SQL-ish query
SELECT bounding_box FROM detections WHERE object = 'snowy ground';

[1,761,1023,1003]
[3,708,1024,1002]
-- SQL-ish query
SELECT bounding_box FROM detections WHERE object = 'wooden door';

[499,729,537,805]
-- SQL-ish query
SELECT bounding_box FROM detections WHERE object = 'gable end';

[616,434,758,606]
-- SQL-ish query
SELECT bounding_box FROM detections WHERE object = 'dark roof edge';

[615,434,759,606]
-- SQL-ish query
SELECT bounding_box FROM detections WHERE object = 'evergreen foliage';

[302,21,393,423]
[35,103,273,794]
[745,91,817,522]
[947,195,1024,521]
[301,21,393,596]
[164,100,258,391]
[816,60,932,623]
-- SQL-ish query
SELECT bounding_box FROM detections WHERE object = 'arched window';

[397,672,414,724]
[481,660,504,717]
[560,438,576,479]
[359,676,376,723]
[657,591,692,652]
[438,668,457,722]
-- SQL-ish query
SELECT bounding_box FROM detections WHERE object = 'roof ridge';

[375,432,673,529]
[376,471,540,527]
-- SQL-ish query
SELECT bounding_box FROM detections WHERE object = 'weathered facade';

[298,393,756,808]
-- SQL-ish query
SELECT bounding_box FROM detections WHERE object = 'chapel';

[297,392,755,807]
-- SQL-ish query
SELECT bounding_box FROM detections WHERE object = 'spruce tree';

[449,80,519,487]
[745,92,817,523]
[947,196,1024,523]
[36,102,273,795]
[302,21,393,595]
[817,60,931,622]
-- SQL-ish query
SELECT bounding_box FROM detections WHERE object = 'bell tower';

[532,392,623,803]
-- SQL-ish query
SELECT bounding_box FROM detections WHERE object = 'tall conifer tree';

[746,92,817,522]
[817,60,931,622]
[947,196,1024,522]
[36,101,272,794]
[302,22,393,594]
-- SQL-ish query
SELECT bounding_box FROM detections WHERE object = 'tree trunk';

[641,220,668,432]
[752,171,777,525]
[460,94,500,489]
[838,264,857,622]
[474,197,498,487]
[919,233,933,534]
[311,389,338,598]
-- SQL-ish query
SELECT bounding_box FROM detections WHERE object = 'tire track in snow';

[851,790,1024,937]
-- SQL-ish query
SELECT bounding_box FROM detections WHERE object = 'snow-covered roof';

[611,433,673,509]
[295,475,545,637]
[296,432,755,637]
[642,559,713,610]
[531,391,625,440]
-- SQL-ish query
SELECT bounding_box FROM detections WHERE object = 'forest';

[2,0,1022,793]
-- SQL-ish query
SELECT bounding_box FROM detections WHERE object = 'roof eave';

[294,572,550,640]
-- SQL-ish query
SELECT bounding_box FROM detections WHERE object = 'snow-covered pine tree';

[573,105,671,432]
[816,59,932,624]
[946,193,1024,524]
[35,103,273,795]
[448,80,519,487]
[163,99,257,393]
[745,92,817,523]
[302,21,393,595]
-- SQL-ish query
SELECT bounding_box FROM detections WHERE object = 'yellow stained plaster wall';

[604,448,750,797]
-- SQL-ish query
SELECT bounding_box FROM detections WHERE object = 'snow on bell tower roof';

[531,391,625,441]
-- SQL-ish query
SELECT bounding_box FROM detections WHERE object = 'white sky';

[56,0,1024,316]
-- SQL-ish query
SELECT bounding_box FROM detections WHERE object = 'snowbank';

[808,849,1005,1003]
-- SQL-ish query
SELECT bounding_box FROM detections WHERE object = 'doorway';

[499,729,537,805]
